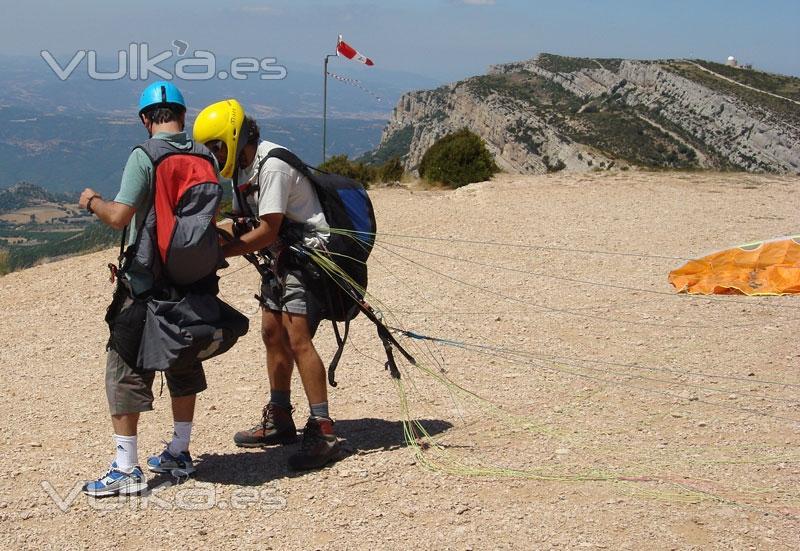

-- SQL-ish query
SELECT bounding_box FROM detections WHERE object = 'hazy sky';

[2,0,798,80]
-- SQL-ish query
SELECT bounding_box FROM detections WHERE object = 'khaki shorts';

[260,268,324,336]
[105,348,207,416]
[260,269,310,316]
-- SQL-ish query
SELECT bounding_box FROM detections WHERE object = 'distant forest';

[0,223,117,275]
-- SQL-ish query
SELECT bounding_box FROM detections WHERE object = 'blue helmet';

[138,81,186,116]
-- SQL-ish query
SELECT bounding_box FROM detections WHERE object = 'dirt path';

[1,171,798,550]
[633,113,711,167]
[685,60,800,106]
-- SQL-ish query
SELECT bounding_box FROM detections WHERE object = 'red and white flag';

[336,35,374,66]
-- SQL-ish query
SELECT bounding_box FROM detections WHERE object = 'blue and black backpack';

[248,148,412,386]
[258,148,376,321]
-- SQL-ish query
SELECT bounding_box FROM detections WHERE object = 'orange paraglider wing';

[668,236,800,295]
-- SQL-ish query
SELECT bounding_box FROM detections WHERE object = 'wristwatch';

[86,194,101,214]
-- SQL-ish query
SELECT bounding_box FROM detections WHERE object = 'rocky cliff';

[368,54,800,174]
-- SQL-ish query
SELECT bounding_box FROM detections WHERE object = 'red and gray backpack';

[124,138,223,292]
[108,137,249,373]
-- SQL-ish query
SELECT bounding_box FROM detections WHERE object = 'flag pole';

[322,52,337,163]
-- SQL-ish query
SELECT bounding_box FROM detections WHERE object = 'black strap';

[259,147,315,179]
[327,320,350,387]
[321,271,349,387]
[333,275,416,375]
[382,337,400,380]
[116,199,149,270]
[231,166,256,220]
[326,297,411,385]
[311,242,414,385]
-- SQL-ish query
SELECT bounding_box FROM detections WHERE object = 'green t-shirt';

[114,131,196,246]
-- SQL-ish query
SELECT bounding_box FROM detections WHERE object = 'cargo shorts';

[105,349,207,415]
[105,295,208,418]
[260,268,322,335]
[260,268,310,316]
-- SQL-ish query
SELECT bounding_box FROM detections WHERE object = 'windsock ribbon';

[327,71,382,102]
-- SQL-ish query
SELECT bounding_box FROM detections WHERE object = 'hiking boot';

[234,403,297,448]
[288,416,341,471]
[147,449,196,476]
[82,462,148,497]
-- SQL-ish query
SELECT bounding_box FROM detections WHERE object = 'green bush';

[378,156,404,182]
[0,248,9,276]
[418,129,498,188]
[547,158,566,173]
[318,154,405,185]
[319,155,376,186]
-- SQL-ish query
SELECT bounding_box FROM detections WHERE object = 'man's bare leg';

[171,395,196,423]
[263,308,294,391]
[111,414,139,436]
[282,311,327,405]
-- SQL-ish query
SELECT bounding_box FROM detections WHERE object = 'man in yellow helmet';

[193,99,339,470]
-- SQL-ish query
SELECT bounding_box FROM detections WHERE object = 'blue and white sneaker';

[82,462,148,497]
[147,449,196,476]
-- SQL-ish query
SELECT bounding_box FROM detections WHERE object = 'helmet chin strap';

[231,119,256,218]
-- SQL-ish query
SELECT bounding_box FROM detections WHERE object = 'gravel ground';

[0,171,798,550]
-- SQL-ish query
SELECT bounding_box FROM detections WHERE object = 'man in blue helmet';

[78,81,217,496]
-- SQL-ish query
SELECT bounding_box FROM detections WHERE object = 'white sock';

[114,434,138,473]
[167,421,193,456]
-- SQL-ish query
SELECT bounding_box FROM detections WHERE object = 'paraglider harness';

[232,147,415,386]
[106,138,249,372]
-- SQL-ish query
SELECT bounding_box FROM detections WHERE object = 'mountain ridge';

[369,53,800,174]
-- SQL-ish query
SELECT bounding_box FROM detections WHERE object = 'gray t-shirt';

[237,140,329,248]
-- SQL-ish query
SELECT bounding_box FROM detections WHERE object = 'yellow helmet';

[192,99,245,178]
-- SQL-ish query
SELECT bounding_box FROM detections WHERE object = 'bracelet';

[86,194,101,214]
